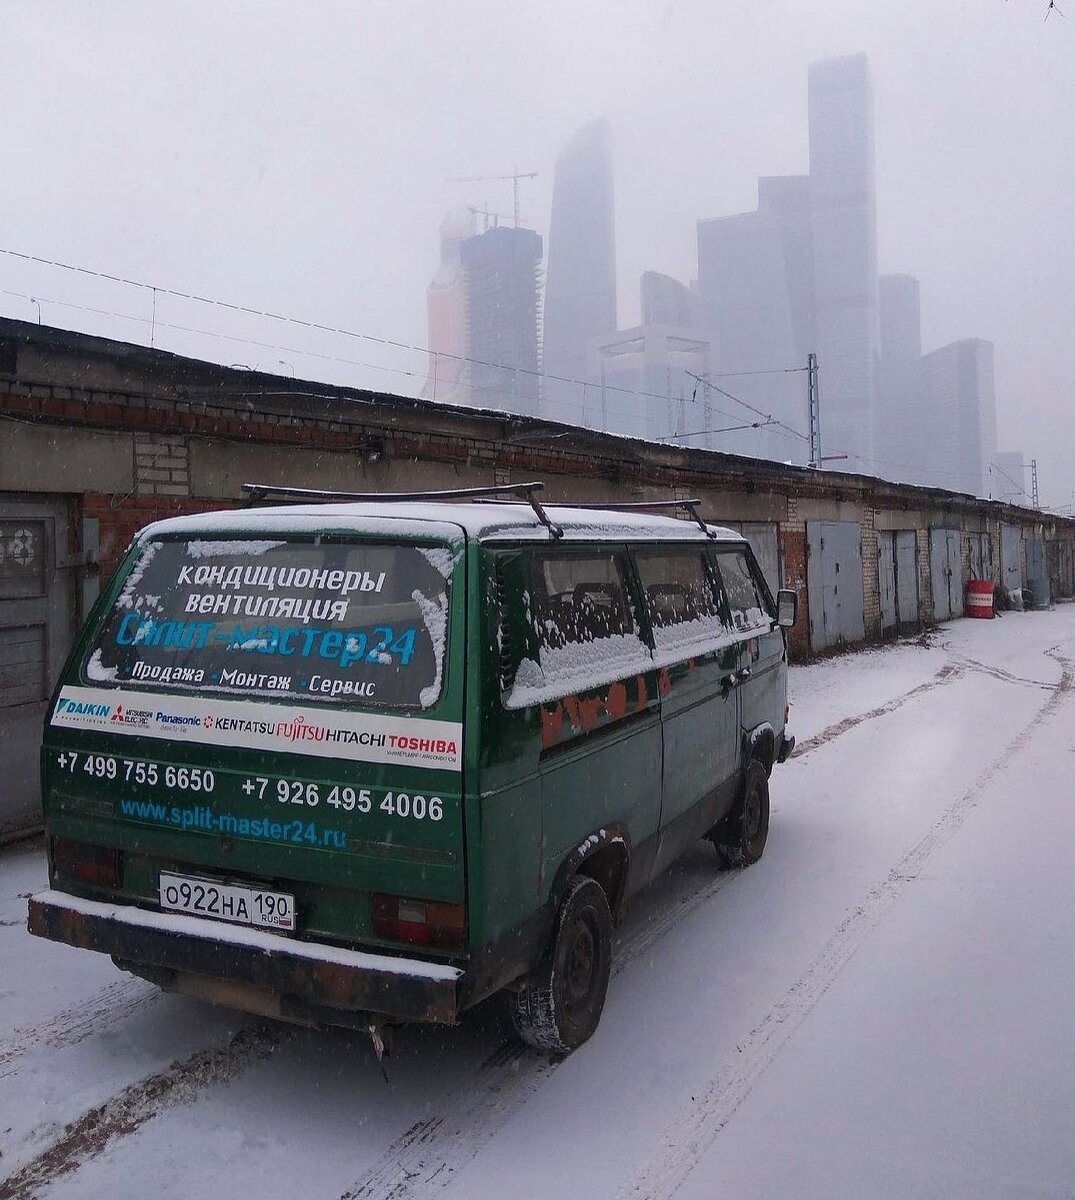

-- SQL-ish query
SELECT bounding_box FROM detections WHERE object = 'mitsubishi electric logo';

[111,704,152,728]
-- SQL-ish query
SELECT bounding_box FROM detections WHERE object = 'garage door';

[806,521,865,652]
[895,531,920,632]
[930,528,963,622]
[878,531,898,636]
[1000,523,1022,600]
[0,500,77,841]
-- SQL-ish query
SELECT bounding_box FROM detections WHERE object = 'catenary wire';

[0,245,809,429]
[0,280,804,438]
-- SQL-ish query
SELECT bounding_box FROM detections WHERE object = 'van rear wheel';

[712,759,769,868]
[508,875,613,1054]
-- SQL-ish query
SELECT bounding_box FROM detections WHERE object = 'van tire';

[712,759,769,868]
[508,876,613,1054]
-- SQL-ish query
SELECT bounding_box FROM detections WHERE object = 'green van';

[28,483,797,1054]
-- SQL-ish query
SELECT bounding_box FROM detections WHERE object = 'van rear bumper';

[27,889,463,1025]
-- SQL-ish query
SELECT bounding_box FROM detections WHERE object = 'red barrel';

[966,579,995,619]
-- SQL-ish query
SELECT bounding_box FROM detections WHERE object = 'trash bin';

[966,579,995,619]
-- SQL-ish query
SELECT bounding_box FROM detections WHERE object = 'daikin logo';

[56,698,111,718]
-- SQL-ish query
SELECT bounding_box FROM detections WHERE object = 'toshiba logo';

[388,735,459,756]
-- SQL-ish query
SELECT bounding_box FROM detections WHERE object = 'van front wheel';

[712,759,769,868]
[508,876,613,1054]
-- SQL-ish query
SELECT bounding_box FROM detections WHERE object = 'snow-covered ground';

[1,609,1073,1200]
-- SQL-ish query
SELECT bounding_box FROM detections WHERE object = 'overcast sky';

[1,1,1072,505]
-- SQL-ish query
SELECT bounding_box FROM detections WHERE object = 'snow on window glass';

[85,538,453,709]
[715,550,773,635]
[508,552,650,706]
[635,548,734,659]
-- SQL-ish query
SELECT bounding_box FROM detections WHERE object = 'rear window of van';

[83,537,454,709]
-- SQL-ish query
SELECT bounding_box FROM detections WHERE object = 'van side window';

[633,548,731,655]
[510,552,649,701]
[714,549,773,634]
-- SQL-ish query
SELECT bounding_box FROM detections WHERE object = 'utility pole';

[1031,458,1039,508]
[807,352,821,468]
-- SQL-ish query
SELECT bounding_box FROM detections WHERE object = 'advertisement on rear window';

[84,538,454,710]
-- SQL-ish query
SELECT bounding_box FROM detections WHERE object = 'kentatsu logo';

[56,698,111,718]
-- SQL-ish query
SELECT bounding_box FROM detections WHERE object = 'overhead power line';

[685,368,810,444]
[0,245,809,438]
[988,460,1029,499]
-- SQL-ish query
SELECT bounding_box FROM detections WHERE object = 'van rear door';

[44,530,468,955]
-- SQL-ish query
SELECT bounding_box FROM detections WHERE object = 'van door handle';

[720,673,738,694]
[736,667,752,684]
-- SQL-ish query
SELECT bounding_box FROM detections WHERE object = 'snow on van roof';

[137,501,745,544]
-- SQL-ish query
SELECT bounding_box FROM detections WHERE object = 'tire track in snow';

[612,650,1073,1200]
[791,662,964,759]
[339,872,744,1200]
[0,979,159,1081]
[338,654,989,1199]
[0,1023,290,1200]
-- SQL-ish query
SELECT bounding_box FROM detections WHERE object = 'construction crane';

[467,204,511,233]
[446,168,538,228]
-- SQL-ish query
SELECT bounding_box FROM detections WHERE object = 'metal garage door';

[878,531,898,635]
[1026,539,1050,609]
[806,521,865,652]
[968,533,993,581]
[879,530,920,635]
[1048,539,1074,599]
[895,531,919,632]
[0,500,76,841]
[930,528,963,622]
[1000,524,1022,600]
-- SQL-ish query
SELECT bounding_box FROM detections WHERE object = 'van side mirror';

[776,589,798,628]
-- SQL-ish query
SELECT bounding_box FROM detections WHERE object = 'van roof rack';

[240,480,564,538]
[558,498,717,539]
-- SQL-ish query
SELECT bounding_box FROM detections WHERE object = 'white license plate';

[159,872,295,932]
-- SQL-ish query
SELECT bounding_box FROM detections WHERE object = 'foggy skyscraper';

[640,271,697,329]
[918,338,997,496]
[757,175,815,364]
[808,54,880,470]
[875,273,923,478]
[696,205,805,463]
[423,209,476,404]
[588,324,712,446]
[542,120,617,424]
[460,224,543,416]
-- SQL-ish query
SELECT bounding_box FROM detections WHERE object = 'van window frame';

[628,541,734,657]
[77,530,461,714]
[708,541,777,636]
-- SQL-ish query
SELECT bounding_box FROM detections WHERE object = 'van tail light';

[52,838,121,889]
[785,703,790,724]
[372,894,466,950]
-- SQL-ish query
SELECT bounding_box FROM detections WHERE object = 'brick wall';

[78,492,230,575]
[861,508,880,638]
[780,496,809,658]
